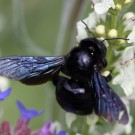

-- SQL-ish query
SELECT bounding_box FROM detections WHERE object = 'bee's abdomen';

[54,76,93,115]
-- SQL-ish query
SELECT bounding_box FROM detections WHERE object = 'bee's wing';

[0,56,65,85]
[91,71,129,124]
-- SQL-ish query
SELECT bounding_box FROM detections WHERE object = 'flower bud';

[124,0,132,4]
[116,4,122,10]
[95,25,105,35]
[108,29,118,38]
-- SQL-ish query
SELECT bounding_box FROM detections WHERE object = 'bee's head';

[79,38,107,67]
[79,38,107,58]
[65,37,108,76]
[66,45,94,74]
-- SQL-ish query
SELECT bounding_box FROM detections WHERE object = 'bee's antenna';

[101,37,129,43]
[81,20,95,38]
[81,21,129,43]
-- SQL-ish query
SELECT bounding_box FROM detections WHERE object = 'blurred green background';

[0,0,65,129]
[0,0,91,130]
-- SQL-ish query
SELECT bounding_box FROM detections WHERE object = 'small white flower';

[94,0,115,14]
[83,12,100,29]
[99,37,109,47]
[127,26,135,43]
[105,116,133,135]
[123,12,135,31]
[50,121,61,134]
[76,12,101,42]
[65,112,76,128]
[112,46,135,96]
[123,12,135,20]
[86,114,98,126]
[76,21,88,42]
[123,99,133,134]
[0,76,9,91]
[76,11,106,42]
[124,13,135,43]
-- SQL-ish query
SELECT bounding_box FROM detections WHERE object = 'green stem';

[111,14,117,28]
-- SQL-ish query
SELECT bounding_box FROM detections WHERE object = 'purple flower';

[0,88,11,101]
[38,120,52,135]
[54,130,66,135]
[38,120,67,135]
[0,121,10,134]
[0,100,67,135]
[17,100,44,122]
[56,131,67,135]
[14,100,44,134]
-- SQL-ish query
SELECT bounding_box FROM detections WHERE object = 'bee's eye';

[89,46,95,51]
[89,46,95,55]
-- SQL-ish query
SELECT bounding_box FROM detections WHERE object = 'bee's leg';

[52,76,85,94]
[102,71,112,82]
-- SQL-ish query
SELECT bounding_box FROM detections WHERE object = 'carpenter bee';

[0,23,129,124]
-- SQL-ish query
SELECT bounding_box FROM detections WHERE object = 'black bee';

[0,32,129,124]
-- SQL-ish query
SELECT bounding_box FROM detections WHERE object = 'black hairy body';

[0,37,129,124]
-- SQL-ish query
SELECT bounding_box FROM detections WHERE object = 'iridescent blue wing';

[92,71,129,124]
[0,56,65,85]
